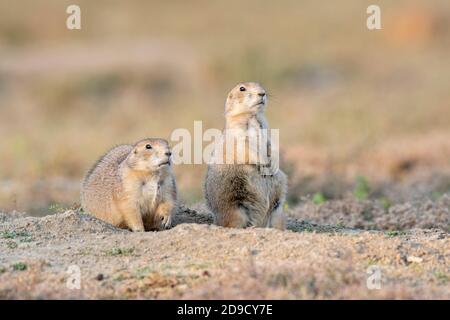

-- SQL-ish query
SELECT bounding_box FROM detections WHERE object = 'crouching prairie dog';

[81,138,177,231]
[204,82,288,230]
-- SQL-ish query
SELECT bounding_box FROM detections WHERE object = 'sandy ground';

[0,203,449,299]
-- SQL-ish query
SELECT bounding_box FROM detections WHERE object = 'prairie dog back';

[81,145,131,222]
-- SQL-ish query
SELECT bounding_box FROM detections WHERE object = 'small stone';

[407,256,423,263]
[95,273,104,281]
[202,270,211,277]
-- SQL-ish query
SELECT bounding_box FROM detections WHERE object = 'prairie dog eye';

[145,144,152,149]
[239,86,246,92]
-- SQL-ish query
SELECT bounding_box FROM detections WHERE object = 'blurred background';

[0,0,449,215]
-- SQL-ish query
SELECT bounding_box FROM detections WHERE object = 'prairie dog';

[81,138,177,232]
[204,82,287,229]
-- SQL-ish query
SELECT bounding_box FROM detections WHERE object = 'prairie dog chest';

[248,117,268,138]
[138,176,161,211]
[248,117,262,134]
[248,116,270,151]
[141,179,159,198]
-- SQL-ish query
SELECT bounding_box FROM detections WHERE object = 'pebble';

[407,256,423,263]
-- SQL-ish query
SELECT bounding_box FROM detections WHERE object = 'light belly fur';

[138,178,159,216]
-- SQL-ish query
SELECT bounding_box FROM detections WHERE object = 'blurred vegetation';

[312,192,327,205]
[0,0,449,213]
[353,176,371,200]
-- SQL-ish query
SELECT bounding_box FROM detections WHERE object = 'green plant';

[12,262,27,271]
[134,266,153,279]
[361,208,374,221]
[186,262,210,270]
[380,197,392,211]
[431,192,443,201]
[49,203,68,213]
[434,271,449,284]
[336,221,346,229]
[106,247,135,256]
[385,230,406,238]
[113,274,127,282]
[366,259,379,266]
[48,202,81,214]
[1,231,30,239]
[353,176,370,200]
[312,192,326,205]
[6,241,18,249]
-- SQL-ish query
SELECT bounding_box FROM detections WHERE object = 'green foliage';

[1,231,33,245]
[134,266,153,279]
[1,231,30,239]
[312,192,326,205]
[12,262,27,271]
[431,192,443,201]
[49,203,81,214]
[366,258,379,266]
[49,203,69,214]
[353,176,370,200]
[385,230,406,238]
[380,197,392,211]
[434,271,449,284]
[186,263,210,270]
[361,208,374,221]
[106,247,135,256]
[336,221,346,229]
[113,274,127,282]
[6,241,18,249]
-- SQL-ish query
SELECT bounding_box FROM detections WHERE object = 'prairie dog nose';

[258,92,266,97]
[165,151,172,157]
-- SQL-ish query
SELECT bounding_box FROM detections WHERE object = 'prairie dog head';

[126,138,172,172]
[225,82,267,118]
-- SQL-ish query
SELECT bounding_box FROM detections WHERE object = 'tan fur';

[204,82,287,230]
[81,138,177,232]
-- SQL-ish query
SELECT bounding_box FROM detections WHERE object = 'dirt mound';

[174,204,345,233]
[2,206,337,241]
[173,204,213,226]
[0,210,123,239]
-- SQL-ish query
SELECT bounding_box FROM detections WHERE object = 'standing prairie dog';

[81,138,177,232]
[204,82,288,230]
